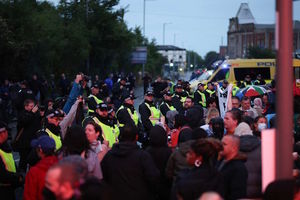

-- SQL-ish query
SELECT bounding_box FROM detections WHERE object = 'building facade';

[157,45,187,71]
[227,3,300,59]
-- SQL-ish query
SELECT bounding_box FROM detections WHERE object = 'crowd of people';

[0,72,300,200]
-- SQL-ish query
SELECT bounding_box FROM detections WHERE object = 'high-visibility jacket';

[232,86,240,96]
[0,149,16,173]
[205,89,215,97]
[92,117,118,148]
[88,95,103,114]
[160,102,176,113]
[45,128,62,151]
[116,105,139,127]
[145,103,161,126]
[196,90,206,107]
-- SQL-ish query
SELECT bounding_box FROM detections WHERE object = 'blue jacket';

[63,82,82,114]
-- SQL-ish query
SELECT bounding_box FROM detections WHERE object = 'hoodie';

[23,155,58,200]
[146,125,173,199]
[239,135,262,198]
[101,142,159,200]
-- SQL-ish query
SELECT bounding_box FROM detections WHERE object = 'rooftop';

[236,3,256,24]
[156,45,186,51]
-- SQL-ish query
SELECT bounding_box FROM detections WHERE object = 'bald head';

[221,135,240,161]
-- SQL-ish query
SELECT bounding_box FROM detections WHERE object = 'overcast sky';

[117,0,300,57]
[50,0,300,57]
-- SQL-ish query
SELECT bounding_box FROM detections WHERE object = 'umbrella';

[235,85,270,99]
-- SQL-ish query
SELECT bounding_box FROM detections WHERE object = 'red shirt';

[23,155,58,200]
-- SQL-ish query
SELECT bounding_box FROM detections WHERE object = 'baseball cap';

[31,135,55,152]
[145,90,154,96]
[124,94,135,101]
[97,103,108,111]
[198,83,205,87]
[91,84,99,89]
[176,84,183,89]
[164,91,173,96]
[46,109,62,118]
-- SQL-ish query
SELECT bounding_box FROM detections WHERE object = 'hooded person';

[101,125,160,200]
[211,117,225,140]
[234,122,262,198]
[184,106,204,129]
[146,125,172,200]
[165,128,194,183]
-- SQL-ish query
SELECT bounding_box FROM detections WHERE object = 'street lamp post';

[163,22,172,45]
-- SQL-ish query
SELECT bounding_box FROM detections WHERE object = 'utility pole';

[275,0,293,180]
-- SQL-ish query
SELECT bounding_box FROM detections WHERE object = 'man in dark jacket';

[16,99,42,171]
[101,125,160,200]
[239,134,262,198]
[146,125,172,200]
[151,76,168,106]
[217,135,248,200]
[112,77,129,109]
[0,121,23,200]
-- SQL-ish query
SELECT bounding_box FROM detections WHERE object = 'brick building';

[227,3,300,58]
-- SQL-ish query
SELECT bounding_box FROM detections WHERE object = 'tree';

[247,46,276,58]
[204,51,219,69]
[186,51,204,69]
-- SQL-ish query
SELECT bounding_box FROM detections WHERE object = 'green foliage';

[204,51,219,68]
[145,39,168,76]
[187,51,204,69]
[247,46,276,59]
[0,0,165,79]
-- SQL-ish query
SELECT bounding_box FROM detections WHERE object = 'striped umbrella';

[235,85,270,99]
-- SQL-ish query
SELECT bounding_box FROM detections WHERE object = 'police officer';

[43,109,64,151]
[194,83,206,108]
[139,91,161,134]
[204,82,216,100]
[242,74,253,88]
[116,94,139,129]
[254,74,266,85]
[0,121,23,200]
[87,84,103,115]
[160,91,176,117]
[83,103,119,148]
[172,84,187,113]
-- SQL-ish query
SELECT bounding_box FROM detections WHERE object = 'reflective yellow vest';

[88,95,103,114]
[116,105,139,127]
[232,86,240,96]
[196,90,206,107]
[0,149,16,173]
[205,89,215,97]
[160,102,176,115]
[145,103,161,126]
[45,128,62,151]
[92,117,118,148]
